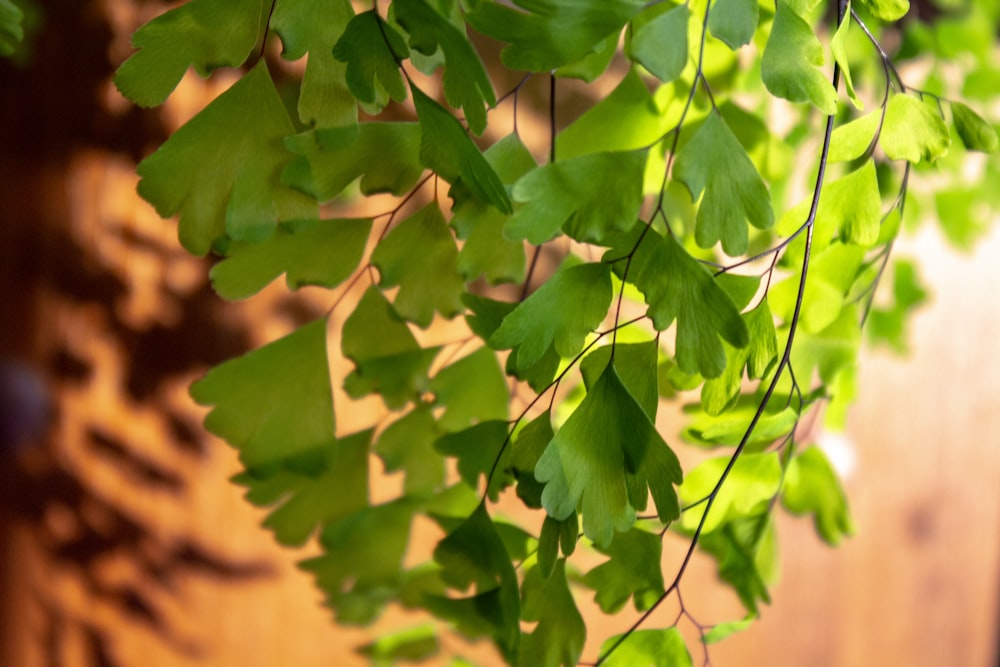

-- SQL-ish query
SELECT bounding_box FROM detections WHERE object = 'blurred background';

[0,1,998,666]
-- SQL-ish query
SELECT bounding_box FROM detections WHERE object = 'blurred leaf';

[518,561,586,667]
[679,453,782,534]
[761,0,838,115]
[704,615,756,644]
[881,93,950,163]
[332,10,409,106]
[582,528,665,613]
[856,0,908,21]
[0,0,23,56]
[700,513,777,614]
[782,446,854,545]
[434,421,513,500]
[950,101,999,153]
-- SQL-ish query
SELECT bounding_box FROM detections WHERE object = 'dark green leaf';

[535,361,682,548]
[582,528,665,613]
[465,0,645,72]
[332,10,409,105]
[0,0,23,57]
[136,63,316,255]
[374,407,446,496]
[505,150,648,245]
[372,203,464,327]
[704,615,756,644]
[191,318,333,475]
[856,0,908,21]
[342,287,440,408]
[114,0,266,106]
[627,4,689,83]
[394,0,495,134]
[434,421,513,501]
[210,217,371,300]
[950,101,999,153]
[710,0,758,49]
[510,412,555,509]
[518,561,586,667]
[411,84,511,213]
[782,446,854,545]
[701,300,778,415]
[674,112,774,255]
[761,0,838,115]
[599,628,692,667]
[537,514,578,578]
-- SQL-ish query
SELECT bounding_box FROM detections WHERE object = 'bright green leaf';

[881,93,950,163]
[701,301,778,415]
[272,0,357,126]
[357,624,439,665]
[599,628,692,667]
[582,528,665,613]
[510,412,555,509]
[411,84,511,213]
[505,150,647,245]
[627,4,689,83]
[136,63,316,255]
[828,110,880,162]
[679,452,782,533]
[951,101,999,153]
[856,0,908,21]
[682,395,798,448]
[761,0,838,115]
[580,341,660,419]
[704,615,756,644]
[394,0,495,135]
[674,112,774,255]
[518,561,586,667]
[332,10,409,105]
[830,9,862,110]
[114,0,266,106]
[535,362,682,548]
[783,446,854,545]
[710,0,758,49]
[283,123,423,201]
[191,318,333,475]
[490,262,612,370]
[465,0,645,72]
[342,287,440,408]
[210,217,370,300]
[430,347,509,432]
[372,203,464,327]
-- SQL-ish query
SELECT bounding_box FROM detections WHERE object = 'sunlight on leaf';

[761,0,838,115]
[679,453,782,534]
[950,101,999,153]
[599,628,692,667]
[881,93,950,163]
[783,446,855,545]
[709,0,758,49]
[626,4,689,83]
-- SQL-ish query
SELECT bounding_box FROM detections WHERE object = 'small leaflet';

[782,446,855,545]
[761,0,838,115]
[517,561,586,667]
[881,93,950,163]
[598,628,693,667]
[627,4,690,83]
[332,9,409,105]
[950,101,1000,153]
[709,0,758,49]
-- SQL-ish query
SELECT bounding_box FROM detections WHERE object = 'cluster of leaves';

[115,0,998,665]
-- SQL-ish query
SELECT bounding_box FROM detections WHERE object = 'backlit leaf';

[372,203,464,327]
[136,63,316,255]
[626,4,689,83]
[699,513,777,614]
[210,217,371,300]
[682,394,797,449]
[411,84,511,213]
[710,0,758,49]
[881,93,950,163]
[674,112,774,256]
[599,628,692,667]
[518,561,586,667]
[856,0,908,21]
[950,101,999,153]
[761,0,838,115]
[701,301,778,415]
[394,0,495,134]
[190,318,333,475]
[114,0,266,106]
[582,528,665,613]
[465,0,645,72]
[678,453,782,533]
[782,446,854,545]
[357,625,439,665]
[704,616,756,644]
[332,10,408,105]
[505,150,647,245]
[534,361,682,548]
[828,110,880,162]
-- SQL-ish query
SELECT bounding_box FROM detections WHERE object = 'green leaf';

[411,84,511,213]
[372,203,464,327]
[950,101,999,153]
[580,341,660,419]
[704,615,756,644]
[0,0,23,57]
[856,0,908,21]
[283,123,424,200]
[537,514,578,577]
[709,0,758,49]
[426,502,520,662]
[272,0,357,126]
[674,113,774,255]
[136,63,316,255]
[465,0,645,72]
[190,318,333,475]
[582,528,665,613]
[394,0,495,135]
[375,407,446,496]
[210,217,371,300]
[770,243,866,333]
[626,4,689,83]
[237,429,371,546]
[599,628,692,667]
[699,513,776,614]
[510,412,555,509]
[830,9,862,110]
[113,0,266,106]
[518,561,585,667]
[682,395,798,449]
[828,110,880,162]
[881,93,950,163]
[332,10,409,106]
[302,498,417,624]
[430,347,509,432]
[357,624,439,666]
[505,150,647,245]
[678,453,782,533]
[783,446,854,544]
[434,421,513,500]
[342,287,440,409]
[534,361,682,548]
[463,293,517,340]
[490,262,612,371]
[777,161,882,253]
[607,227,748,378]
[701,300,778,415]
[761,0,838,115]
[451,133,537,285]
